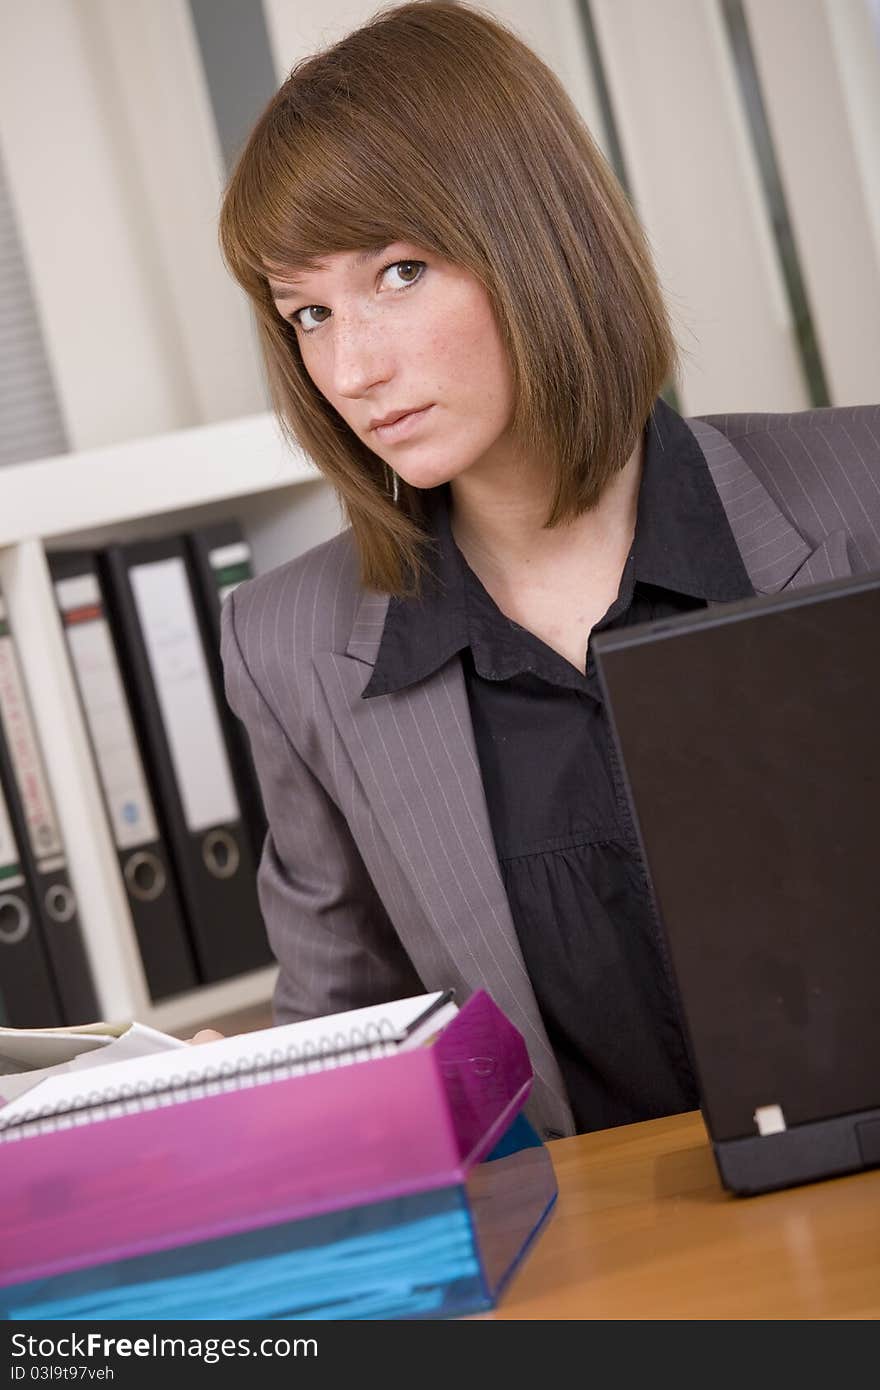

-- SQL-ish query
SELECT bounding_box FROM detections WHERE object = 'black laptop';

[591,570,880,1196]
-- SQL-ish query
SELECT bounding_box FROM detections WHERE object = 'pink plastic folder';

[1,990,537,1291]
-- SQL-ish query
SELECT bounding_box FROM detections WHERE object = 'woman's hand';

[185,1029,226,1045]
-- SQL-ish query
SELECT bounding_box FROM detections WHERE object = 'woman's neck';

[448,434,645,591]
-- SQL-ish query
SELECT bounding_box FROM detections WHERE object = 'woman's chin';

[391,456,472,493]
[391,470,449,493]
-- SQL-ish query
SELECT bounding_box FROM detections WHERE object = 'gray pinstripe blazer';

[221,403,880,1139]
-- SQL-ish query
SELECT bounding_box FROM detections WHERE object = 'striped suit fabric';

[221,402,880,1138]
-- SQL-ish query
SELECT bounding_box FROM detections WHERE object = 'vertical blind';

[0,147,68,467]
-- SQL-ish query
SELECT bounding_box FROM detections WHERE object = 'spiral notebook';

[0,990,456,1141]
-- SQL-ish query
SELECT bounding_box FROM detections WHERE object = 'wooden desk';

[488,1111,880,1319]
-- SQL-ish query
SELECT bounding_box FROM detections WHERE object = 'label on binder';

[128,559,240,833]
[209,539,252,605]
[0,597,65,871]
[0,785,25,891]
[55,576,159,851]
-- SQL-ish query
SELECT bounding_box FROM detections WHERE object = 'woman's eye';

[381,259,425,288]
[291,260,425,334]
[294,304,331,332]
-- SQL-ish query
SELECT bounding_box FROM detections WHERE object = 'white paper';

[0,1022,185,1110]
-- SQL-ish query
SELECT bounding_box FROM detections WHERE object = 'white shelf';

[0,412,343,1031]
[0,410,318,546]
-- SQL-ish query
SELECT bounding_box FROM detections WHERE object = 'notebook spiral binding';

[0,1019,402,1142]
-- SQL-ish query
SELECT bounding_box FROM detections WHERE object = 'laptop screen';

[592,573,880,1144]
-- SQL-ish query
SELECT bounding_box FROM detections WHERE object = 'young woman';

[217,2,880,1139]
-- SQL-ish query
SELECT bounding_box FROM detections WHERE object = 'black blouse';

[363,396,754,1132]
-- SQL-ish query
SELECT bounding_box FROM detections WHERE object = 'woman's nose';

[330,317,393,400]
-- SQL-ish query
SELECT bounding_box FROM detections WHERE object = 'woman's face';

[269,244,517,491]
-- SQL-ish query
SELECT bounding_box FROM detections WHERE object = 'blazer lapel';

[785,529,854,589]
[314,601,572,1130]
[686,417,854,592]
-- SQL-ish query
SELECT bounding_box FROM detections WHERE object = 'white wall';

[744,0,880,405]
[0,0,266,454]
[2,0,878,462]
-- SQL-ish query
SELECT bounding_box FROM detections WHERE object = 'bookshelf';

[0,412,343,1033]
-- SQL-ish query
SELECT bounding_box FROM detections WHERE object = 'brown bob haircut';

[219,0,679,597]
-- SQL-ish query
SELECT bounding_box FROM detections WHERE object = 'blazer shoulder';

[227,526,364,663]
[221,526,371,748]
[692,401,880,569]
[695,401,880,447]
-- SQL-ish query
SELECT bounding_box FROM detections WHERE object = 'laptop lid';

[592,572,880,1159]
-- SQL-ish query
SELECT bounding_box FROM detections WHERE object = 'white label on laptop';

[754,1103,787,1136]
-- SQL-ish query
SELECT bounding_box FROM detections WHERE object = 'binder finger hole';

[44,885,77,924]
[123,850,166,902]
[202,829,239,879]
[0,894,30,945]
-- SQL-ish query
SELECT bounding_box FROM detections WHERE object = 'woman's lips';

[372,405,434,443]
